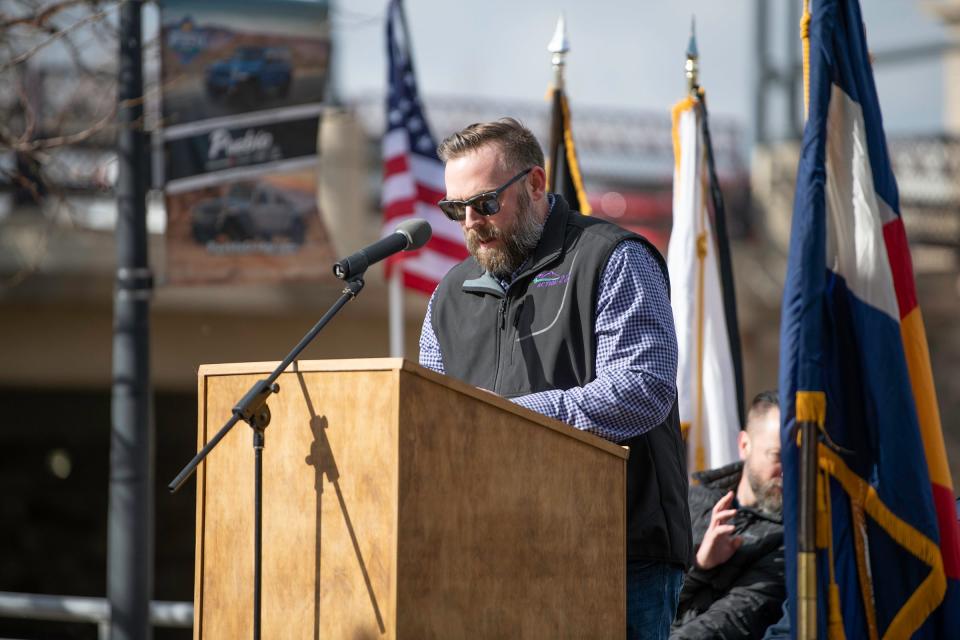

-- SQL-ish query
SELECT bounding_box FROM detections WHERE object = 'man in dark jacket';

[671,390,784,639]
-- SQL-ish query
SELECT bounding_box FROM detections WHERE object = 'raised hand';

[695,490,742,571]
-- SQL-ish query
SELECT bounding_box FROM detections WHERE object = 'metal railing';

[889,134,960,250]
[0,591,192,640]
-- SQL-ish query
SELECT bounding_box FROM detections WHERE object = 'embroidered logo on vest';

[532,270,570,288]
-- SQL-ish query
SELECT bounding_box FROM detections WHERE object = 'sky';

[330,0,950,142]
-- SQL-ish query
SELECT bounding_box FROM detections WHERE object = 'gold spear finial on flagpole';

[548,14,569,90]
[686,15,699,97]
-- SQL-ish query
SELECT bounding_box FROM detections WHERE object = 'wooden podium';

[194,358,627,638]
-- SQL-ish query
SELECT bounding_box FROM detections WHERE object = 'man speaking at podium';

[418,118,692,639]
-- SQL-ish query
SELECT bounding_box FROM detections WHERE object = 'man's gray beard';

[465,189,543,278]
[747,467,783,515]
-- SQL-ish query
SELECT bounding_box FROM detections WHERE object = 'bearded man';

[671,391,785,639]
[419,118,691,639]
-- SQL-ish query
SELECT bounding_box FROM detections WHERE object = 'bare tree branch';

[1,104,116,151]
[0,0,99,31]
[58,25,99,76]
[0,0,153,291]
[14,71,38,143]
[0,0,123,72]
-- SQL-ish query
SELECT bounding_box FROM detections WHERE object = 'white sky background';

[330,0,949,140]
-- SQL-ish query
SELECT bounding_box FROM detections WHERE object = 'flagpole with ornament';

[545,15,591,214]
[668,18,743,473]
[688,21,708,472]
[546,15,568,195]
[690,17,746,432]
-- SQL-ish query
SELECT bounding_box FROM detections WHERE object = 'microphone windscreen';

[396,218,432,251]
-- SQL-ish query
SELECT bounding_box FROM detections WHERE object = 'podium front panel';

[395,371,625,637]
[196,365,400,639]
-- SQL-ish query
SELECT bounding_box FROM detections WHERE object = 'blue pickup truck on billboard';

[205,46,293,101]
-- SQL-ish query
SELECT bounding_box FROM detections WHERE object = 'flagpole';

[798,418,818,640]
[686,19,708,471]
[389,268,404,357]
[694,198,707,472]
[387,0,411,360]
[546,15,568,192]
[797,2,816,638]
[689,17,746,429]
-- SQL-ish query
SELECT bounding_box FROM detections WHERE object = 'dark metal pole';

[547,88,563,193]
[108,1,154,639]
[753,0,769,144]
[253,428,264,640]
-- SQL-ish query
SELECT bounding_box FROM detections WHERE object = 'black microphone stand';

[168,276,366,640]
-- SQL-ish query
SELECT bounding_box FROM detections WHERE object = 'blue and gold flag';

[780,1,960,637]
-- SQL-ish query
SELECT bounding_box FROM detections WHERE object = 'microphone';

[332,218,432,280]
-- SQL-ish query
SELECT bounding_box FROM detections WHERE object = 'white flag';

[667,96,740,473]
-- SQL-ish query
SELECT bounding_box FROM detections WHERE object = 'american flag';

[382,0,467,294]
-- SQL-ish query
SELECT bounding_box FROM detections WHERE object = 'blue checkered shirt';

[418,205,677,444]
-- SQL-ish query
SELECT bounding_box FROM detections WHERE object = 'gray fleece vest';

[431,195,692,566]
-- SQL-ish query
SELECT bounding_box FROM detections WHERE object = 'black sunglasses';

[437,168,533,222]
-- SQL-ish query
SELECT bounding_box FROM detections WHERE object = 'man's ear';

[737,429,750,462]
[528,165,547,200]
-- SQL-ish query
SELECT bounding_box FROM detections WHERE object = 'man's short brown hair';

[437,118,544,173]
[745,389,779,431]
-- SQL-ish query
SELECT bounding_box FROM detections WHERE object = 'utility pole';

[108,0,154,638]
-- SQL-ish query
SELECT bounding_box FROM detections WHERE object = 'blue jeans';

[626,560,683,639]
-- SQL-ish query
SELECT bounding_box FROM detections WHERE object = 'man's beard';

[747,467,783,515]
[465,188,543,277]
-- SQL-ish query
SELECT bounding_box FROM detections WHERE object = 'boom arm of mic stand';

[168,277,366,493]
